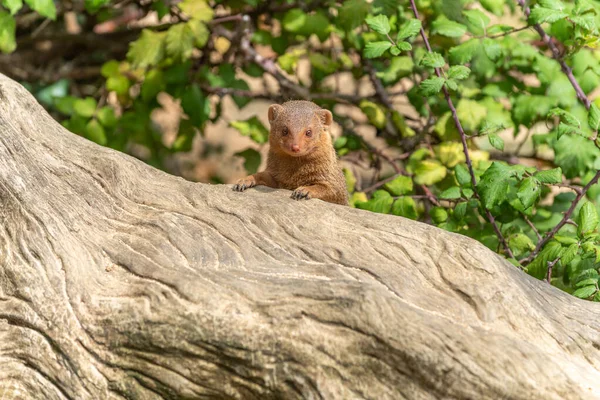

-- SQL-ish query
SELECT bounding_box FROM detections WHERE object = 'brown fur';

[233,100,348,205]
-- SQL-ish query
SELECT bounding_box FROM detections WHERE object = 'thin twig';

[515,0,591,110]
[485,25,532,39]
[546,258,559,284]
[408,0,515,259]
[362,173,404,193]
[523,214,542,241]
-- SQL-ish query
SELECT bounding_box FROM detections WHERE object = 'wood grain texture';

[0,73,599,399]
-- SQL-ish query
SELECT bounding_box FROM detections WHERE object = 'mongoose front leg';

[291,183,335,202]
[233,171,277,192]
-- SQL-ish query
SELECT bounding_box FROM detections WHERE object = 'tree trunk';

[0,73,598,399]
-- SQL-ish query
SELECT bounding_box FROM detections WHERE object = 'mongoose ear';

[268,104,284,124]
[315,109,333,127]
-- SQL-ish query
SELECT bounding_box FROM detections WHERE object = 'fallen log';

[0,73,599,399]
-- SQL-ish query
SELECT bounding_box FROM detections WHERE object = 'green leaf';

[106,75,130,96]
[560,243,579,265]
[187,20,210,48]
[509,233,535,254]
[172,119,196,152]
[534,168,562,184]
[539,0,565,10]
[548,107,581,127]
[235,148,262,175]
[356,190,393,214]
[488,133,504,151]
[420,77,445,96]
[448,39,479,64]
[84,0,110,13]
[365,14,390,35]
[440,186,461,199]
[178,0,213,21]
[0,12,16,53]
[73,97,97,118]
[344,168,356,192]
[127,29,166,69]
[431,16,467,38]
[554,235,578,245]
[517,177,541,209]
[24,0,56,19]
[554,135,600,179]
[420,52,445,68]
[529,6,567,24]
[364,41,392,58]
[572,285,597,299]
[338,0,370,31]
[141,69,165,102]
[445,79,458,91]
[556,122,585,140]
[85,119,107,145]
[282,9,306,32]
[97,107,117,128]
[576,278,598,288]
[54,96,76,115]
[453,202,467,220]
[477,162,519,209]
[397,18,422,41]
[435,142,465,168]
[360,100,386,128]
[447,65,470,80]
[152,0,170,19]
[181,84,210,127]
[309,53,338,74]
[571,15,594,31]
[2,0,22,15]
[589,103,600,131]
[229,116,269,144]
[391,197,418,219]
[166,23,195,61]
[455,164,472,186]
[578,202,598,236]
[396,41,412,51]
[456,99,487,131]
[482,38,501,60]
[101,60,120,78]
[384,175,413,196]
[390,46,401,56]
[463,9,490,36]
[414,160,447,185]
[431,207,448,223]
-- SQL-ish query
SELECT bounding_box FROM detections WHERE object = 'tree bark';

[0,73,599,399]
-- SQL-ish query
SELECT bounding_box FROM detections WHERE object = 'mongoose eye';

[282,127,289,136]
[305,129,312,137]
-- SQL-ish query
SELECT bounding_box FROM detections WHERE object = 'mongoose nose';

[291,144,300,153]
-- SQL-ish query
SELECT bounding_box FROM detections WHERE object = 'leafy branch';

[408,0,515,259]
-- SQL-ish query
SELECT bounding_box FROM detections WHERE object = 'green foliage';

[6,0,600,301]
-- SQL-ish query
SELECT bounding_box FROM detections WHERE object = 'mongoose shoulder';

[233,100,348,205]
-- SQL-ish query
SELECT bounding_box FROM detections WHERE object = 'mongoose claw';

[233,177,255,192]
[291,188,311,200]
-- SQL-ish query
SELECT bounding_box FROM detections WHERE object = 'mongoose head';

[267,100,333,157]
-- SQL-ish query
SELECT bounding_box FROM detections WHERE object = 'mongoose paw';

[291,187,311,200]
[233,177,256,192]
